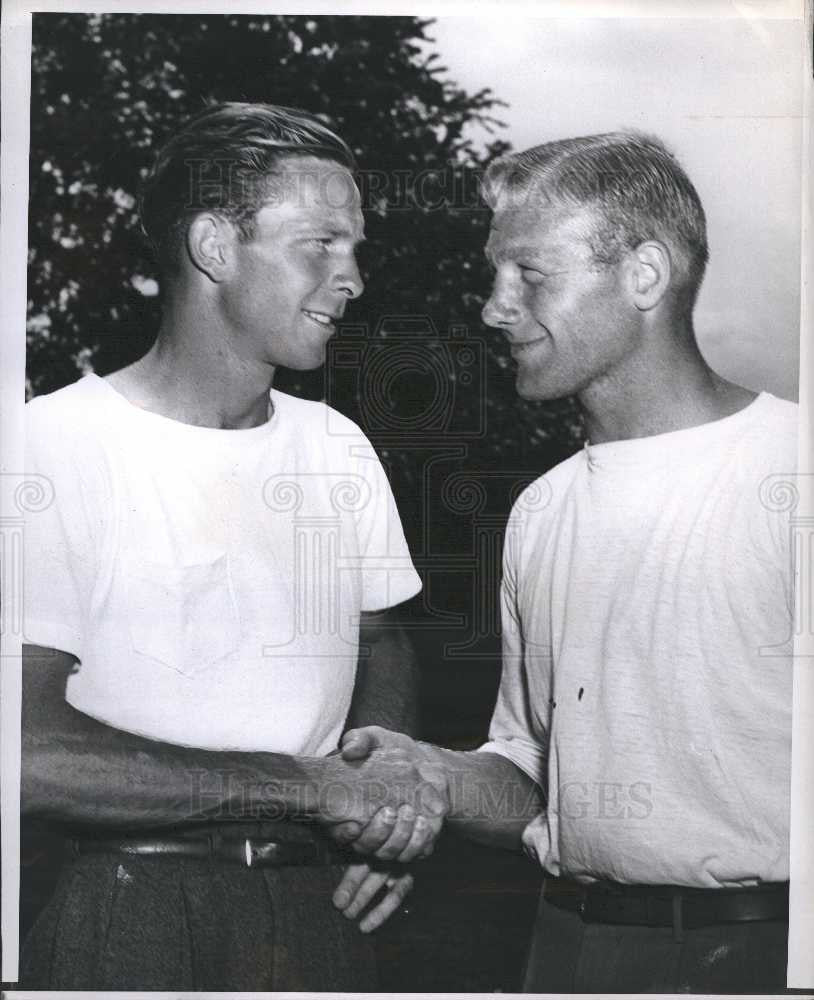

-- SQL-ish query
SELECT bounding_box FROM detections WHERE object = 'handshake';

[318,725,449,863]
[309,723,537,929]
[310,725,450,933]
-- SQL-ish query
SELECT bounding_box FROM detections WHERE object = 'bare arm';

[346,609,419,736]
[22,644,445,832]
[332,608,421,930]
[415,744,542,851]
[339,612,433,855]
[338,727,544,853]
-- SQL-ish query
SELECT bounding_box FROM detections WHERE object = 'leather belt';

[72,833,352,868]
[544,876,789,941]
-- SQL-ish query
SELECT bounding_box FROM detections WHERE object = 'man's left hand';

[332,861,414,933]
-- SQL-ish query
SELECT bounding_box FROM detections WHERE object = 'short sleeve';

[351,447,422,612]
[477,501,548,786]
[24,398,109,660]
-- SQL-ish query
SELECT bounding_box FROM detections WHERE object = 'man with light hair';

[337,131,796,993]
[22,102,446,991]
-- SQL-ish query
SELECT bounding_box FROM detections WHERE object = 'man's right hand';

[322,726,448,861]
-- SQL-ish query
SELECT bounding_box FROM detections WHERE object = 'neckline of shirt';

[86,372,280,438]
[582,392,770,471]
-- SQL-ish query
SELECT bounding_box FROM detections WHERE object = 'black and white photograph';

[1,0,812,994]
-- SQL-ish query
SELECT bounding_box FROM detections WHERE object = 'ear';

[627,240,671,311]
[186,213,235,283]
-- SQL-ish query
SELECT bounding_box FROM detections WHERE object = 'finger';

[417,779,448,819]
[332,863,371,910]
[358,873,414,934]
[350,807,398,855]
[395,814,439,863]
[326,820,363,844]
[416,838,436,860]
[342,870,391,920]
[340,727,377,761]
[372,804,417,861]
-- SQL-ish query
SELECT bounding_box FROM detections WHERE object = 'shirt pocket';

[125,552,240,677]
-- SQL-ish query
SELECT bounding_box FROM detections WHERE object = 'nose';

[334,254,364,301]
[481,281,521,329]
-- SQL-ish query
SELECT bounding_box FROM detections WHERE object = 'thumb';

[327,820,363,844]
[340,727,378,760]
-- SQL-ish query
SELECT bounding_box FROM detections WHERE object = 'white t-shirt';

[24,374,422,754]
[480,393,796,887]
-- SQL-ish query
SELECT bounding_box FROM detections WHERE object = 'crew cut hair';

[482,131,709,311]
[140,101,356,273]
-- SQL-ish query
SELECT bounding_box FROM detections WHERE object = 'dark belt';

[72,832,352,868]
[544,876,789,941]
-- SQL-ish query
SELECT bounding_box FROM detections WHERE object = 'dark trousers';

[20,823,377,991]
[523,879,791,993]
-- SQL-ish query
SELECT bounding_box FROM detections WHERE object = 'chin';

[284,360,324,373]
[285,351,327,372]
[516,363,584,402]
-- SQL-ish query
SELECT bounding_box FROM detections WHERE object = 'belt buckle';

[242,837,319,867]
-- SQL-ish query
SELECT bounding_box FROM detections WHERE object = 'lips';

[303,310,339,328]
[510,334,549,354]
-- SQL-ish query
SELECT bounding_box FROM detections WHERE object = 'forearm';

[417,744,543,851]
[22,712,329,830]
[22,644,332,830]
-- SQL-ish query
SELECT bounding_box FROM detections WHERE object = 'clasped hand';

[322,726,449,932]
[322,725,448,862]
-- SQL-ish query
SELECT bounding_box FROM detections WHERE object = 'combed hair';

[482,131,709,311]
[140,101,356,272]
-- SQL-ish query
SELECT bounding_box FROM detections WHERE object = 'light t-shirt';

[480,392,796,888]
[24,373,422,754]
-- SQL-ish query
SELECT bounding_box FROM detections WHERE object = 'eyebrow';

[295,224,366,244]
[485,244,556,266]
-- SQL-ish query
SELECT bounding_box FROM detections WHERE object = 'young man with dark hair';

[21,102,446,990]
[339,131,797,993]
